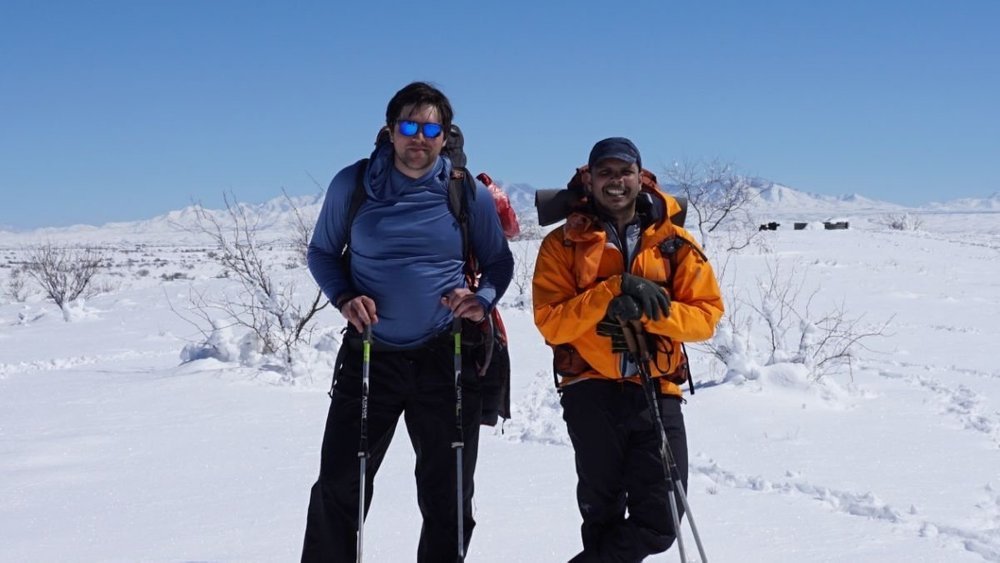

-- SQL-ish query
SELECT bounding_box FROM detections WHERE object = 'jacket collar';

[363,142,450,203]
[564,187,678,244]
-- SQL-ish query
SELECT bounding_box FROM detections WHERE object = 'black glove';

[607,295,642,322]
[598,296,641,353]
[620,273,670,321]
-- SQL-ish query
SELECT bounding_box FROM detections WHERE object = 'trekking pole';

[356,324,372,563]
[618,319,709,563]
[451,316,466,561]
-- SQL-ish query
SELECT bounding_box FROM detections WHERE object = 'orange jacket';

[532,188,724,397]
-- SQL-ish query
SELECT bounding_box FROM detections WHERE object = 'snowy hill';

[741,180,910,223]
[926,192,1000,212]
[0,194,326,247]
[498,176,908,224]
[750,180,901,212]
[2,179,996,248]
[501,182,538,217]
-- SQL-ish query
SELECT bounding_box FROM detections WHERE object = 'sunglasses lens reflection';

[422,123,442,138]
[398,120,419,137]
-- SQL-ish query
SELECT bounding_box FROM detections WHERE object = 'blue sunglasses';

[397,120,443,138]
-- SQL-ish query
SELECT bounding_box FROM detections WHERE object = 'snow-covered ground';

[2,206,999,562]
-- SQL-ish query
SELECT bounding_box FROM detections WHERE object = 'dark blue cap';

[588,137,641,170]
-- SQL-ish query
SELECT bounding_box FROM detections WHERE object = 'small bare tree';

[21,243,108,320]
[706,259,891,381]
[663,159,759,252]
[184,193,328,371]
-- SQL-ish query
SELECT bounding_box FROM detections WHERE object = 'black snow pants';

[561,379,688,563]
[301,328,482,563]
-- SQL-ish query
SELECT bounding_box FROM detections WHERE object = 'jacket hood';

[363,142,451,203]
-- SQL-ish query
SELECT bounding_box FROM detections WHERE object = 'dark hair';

[385,82,454,137]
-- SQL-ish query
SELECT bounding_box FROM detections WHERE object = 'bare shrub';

[179,193,328,373]
[707,259,891,381]
[875,213,924,231]
[4,267,33,303]
[21,243,108,319]
[506,240,540,310]
[512,215,546,242]
[282,188,316,267]
[161,272,191,282]
[663,159,759,252]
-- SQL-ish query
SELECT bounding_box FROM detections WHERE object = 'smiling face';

[585,158,641,225]
[390,103,446,179]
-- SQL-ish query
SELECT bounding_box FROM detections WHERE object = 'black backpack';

[343,124,512,426]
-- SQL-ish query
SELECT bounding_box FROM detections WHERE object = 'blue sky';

[2,1,998,229]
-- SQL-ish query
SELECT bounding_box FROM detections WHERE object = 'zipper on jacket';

[604,219,642,379]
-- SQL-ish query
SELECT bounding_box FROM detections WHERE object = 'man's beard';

[397,147,437,173]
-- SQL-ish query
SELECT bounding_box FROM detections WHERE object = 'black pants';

[302,331,482,563]
[561,379,688,563]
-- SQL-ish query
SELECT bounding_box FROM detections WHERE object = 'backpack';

[344,124,515,426]
[534,165,701,395]
[476,172,521,239]
[535,165,687,228]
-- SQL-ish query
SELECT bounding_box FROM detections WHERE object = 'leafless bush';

[283,188,316,267]
[180,193,328,372]
[161,272,192,282]
[875,213,924,231]
[507,240,540,309]
[706,259,891,381]
[4,267,33,302]
[663,159,760,252]
[21,243,109,318]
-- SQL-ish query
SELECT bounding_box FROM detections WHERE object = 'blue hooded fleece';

[307,143,514,348]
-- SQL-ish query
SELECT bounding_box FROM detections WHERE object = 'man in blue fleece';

[301,82,514,562]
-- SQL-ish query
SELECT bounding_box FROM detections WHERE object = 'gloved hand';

[607,294,642,322]
[620,273,671,321]
[600,296,641,353]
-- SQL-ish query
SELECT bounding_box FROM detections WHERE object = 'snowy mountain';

[501,182,538,217]
[498,176,906,221]
[743,179,907,216]
[0,194,327,247]
[926,192,1000,212]
[753,181,888,208]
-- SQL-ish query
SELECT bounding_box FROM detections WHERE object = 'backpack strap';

[448,166,479,286]
[671,196,688,228]
[657,237,705,395]
[346,158,370,252]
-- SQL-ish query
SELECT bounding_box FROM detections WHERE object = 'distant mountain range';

[1,181,997,245]
[496,176,991,218]
[925,192,1000,211]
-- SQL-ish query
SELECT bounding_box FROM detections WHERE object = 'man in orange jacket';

[533,137,723,562]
